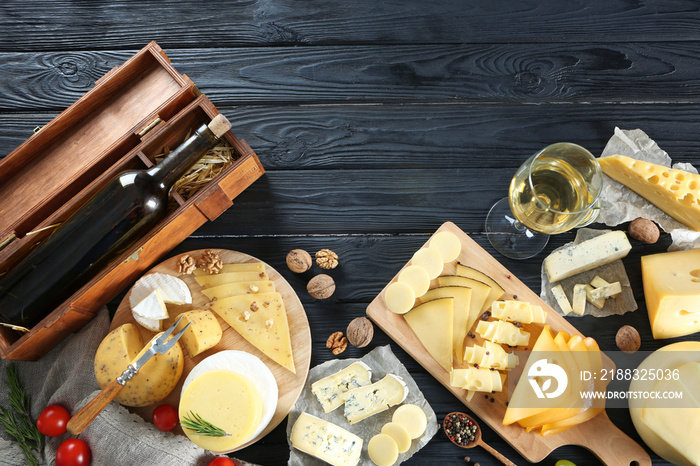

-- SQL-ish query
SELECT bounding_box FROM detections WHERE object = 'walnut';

[316,249,339,269]
[307,274,335,299]
[197,250,223,274]
[250,302,259,312]
[616,325,641,353]
[177,254,197,274]
[240,310,251,322]
[346,317,374,348]
[265,318,274,329]
[287,249,312,273]
[249,284,259,293]
[628,218,659,244]
[326,331,348,355]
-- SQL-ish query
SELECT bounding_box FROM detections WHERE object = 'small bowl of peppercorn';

[443,412,517,465]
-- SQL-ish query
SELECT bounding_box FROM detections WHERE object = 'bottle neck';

[147,123,220,189]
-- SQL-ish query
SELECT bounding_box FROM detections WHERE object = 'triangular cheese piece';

[455,263,506,311]
[132,289,169,320]
[404,297,453,371]
[419,286,472,363]
[599,154,700,231]
[436,275,490,332]
[211,292,295,373]
[202,280,276,300]
[196,271,269,288]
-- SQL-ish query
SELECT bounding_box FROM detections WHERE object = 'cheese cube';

[342,375,407,424]
[450,367,503,392]
[641,248,700,338]
[490,300,546,324]
[572,284,587,316]
[311,362,372,413]
[290,413,362,466]
[175,310,222,357]
[475,320,530,346]
[543,231,631,283]
[464,341,518,370]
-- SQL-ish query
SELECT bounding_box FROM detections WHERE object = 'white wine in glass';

[486,143,603,259]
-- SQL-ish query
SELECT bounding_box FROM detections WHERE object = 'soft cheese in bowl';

[179,350,278,452]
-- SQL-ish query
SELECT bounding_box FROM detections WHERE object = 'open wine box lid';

[0,42,264,360]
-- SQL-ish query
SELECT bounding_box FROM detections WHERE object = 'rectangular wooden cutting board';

[367,222,650,465]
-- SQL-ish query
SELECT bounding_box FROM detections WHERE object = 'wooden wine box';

[0,42,264,360]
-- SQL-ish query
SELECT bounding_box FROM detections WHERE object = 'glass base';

[485,197,550,260]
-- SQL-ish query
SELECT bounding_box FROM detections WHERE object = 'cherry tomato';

[152,404,179,432]
[36,404,71,437]
[56,438,91,466]
[208,458,235,466]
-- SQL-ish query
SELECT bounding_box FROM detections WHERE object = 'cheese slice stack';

[600,154,700,231]
[464,341,519,371]
[476,320,530,347]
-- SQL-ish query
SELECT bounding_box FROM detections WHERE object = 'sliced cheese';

[384,281,416,315]
[585,284,606,309]
[202,280,276,301]
[543,230,632,283]
[419,286,472,362]
[342,374,407,424]
[572,284,587,316]
[642,248,700,338]
[475,320,530,347]
[599,154,700,231]
[196,271,269,288]
[175,310,222,357]
[551,284,573,315]
[291,413,362,466]
[193,262,265,276]
[491,300,546,324]
[397,265,430,298]
[590,275,610,288]
[429,230,462,262]
[464,341,518,371]
[437,275,491,332]
[311,361,372,413]
[130,272,191,306]
[368,433,399,466]
[381,422,412,453]
[455,263,506,312]
[94,324,184,407]
[131,289,168,320]
[392,404,427,439]
[588,281,621,301]
[132,311,162,332]
[450,367,503,392]
[411,247,444,279]
[211,292,295,373]
[404,297,454,370]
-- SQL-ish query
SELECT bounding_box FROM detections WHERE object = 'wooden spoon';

[443,412,517,466]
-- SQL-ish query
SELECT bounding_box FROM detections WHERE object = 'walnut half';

[197,250,223,274]
[316,249,339,269]
[326,331,348,355]
[177,254,197,274]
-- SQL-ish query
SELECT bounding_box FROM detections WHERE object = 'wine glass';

[485,142,603,260]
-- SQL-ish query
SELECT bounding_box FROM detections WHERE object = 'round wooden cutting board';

[111,249,312,453]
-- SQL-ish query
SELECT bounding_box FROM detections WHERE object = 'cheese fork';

[67,316,190,435]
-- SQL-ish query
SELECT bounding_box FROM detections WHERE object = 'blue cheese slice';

[311,362,372,413]
[290,412,362,466]
[341,374,408,424]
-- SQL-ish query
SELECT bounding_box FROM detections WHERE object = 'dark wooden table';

[2,2,700,465]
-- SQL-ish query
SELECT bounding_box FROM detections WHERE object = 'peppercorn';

[444,413,478,446]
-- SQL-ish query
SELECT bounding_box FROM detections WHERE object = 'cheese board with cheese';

[367,222,651,465]
[110,249,311,453]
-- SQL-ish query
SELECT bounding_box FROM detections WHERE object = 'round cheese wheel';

[411,248,444,279]
[368,433,399,466]
[385,282,416,314]
[392,404,428,439]
[397,265,430,298]
[381,422,412,453]
[429,231,462,262]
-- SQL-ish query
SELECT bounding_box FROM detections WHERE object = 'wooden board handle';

[479,439,518,466]
[67,380,124,435]
[570,413,651,466]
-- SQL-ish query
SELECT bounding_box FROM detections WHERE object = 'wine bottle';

[0,115,232,328]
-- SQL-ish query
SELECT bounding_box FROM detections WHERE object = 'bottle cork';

[208,114,231,138]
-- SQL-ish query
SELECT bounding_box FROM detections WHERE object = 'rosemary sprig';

[181,411,230,437]
[0,365,42,466]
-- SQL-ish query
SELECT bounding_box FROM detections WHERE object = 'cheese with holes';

[193,261,265,276]
[291,413,362,466]
[202,280,276,300]
[464,341,518,371]
[130,272,191,306]
[342,374,407,424]
[419,286,472,362]
[132,289,168,320]
[94,324,184,407]
[211,292,295,373]
[196,271,269,288]
[450,367,503,392]
[404,297,454,370]
[311,362,372,413]
[641,248,700,338]
[491,300,546,324]
[437,275,491,332]
[475,320,530,346]
[543,230,632,283]
[600,154,700,231]
[175,310,222,357]
[455,263,506,312]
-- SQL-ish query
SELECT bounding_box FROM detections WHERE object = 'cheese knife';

[67,315,190,435]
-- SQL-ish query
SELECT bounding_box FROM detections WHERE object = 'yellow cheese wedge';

[291,413,362,466]
[419,286,472,362]
[455,263,506,311]
[195,271,269,288]
[641,248,700,338]
[175,310,223,357]
[179,370,263,451]
[392,404,427,439]
[94,324,184,407]
[368,433,399,466]
[384,281,416,315]
[437,275,491,332]
[429,231,462,262]
[381,422,411,453]
[404,297,454,370]
[193,262,265,276]
[599,154,700,231]
[211,292,295,373]
[202,280,276,301]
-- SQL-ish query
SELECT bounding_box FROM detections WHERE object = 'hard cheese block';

[94,324,184,407]
[311,362,372,413]
[291,412,363,466]
[403,297,454,371]
[341,374,407,424]
[641,248,700,338]
[175,310,222,357]
[600,154,700,231]
[211,292,295,373]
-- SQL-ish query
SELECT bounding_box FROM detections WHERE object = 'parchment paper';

[540,229,637,317]
[286,345,438,466]
[598,127,700,250]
